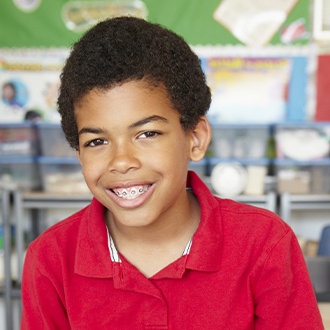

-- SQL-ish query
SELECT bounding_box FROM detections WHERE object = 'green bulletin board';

[0,0,310,48]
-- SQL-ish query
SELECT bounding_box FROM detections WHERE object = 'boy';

[21,17,323,329]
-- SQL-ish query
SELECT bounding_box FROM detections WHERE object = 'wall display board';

[0,0,310,47]
[0,46,314,123]
[195,46,313,124]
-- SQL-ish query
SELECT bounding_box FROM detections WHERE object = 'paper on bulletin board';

[0,49,68,122]
[213,0,299,47]
[315,54,330,121]
[203,57,293,124]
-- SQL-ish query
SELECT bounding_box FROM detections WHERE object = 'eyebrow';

[78,115,169,136]
[78,127,105,136]
[128,115,169,129]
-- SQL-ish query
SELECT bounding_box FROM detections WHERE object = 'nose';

[108,141,141,174]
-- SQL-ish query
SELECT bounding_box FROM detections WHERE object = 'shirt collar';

[74,198,114,277]
[185,171,223,272]
[107,227,193,264]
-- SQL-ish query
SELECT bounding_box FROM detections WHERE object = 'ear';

[76,149,82,166]
[189,116,212,162]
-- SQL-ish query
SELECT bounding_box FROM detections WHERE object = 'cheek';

[80,158,105,182]
[156,146,190,173]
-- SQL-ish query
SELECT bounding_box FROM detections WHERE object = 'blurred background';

[0,0,330,329]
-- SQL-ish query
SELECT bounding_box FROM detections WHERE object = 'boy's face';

[75,80,208,229]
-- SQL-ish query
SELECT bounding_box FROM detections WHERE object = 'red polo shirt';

[21,171,323,329]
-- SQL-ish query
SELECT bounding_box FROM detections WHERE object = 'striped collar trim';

[107,230,121,262]
[106,225,192,263]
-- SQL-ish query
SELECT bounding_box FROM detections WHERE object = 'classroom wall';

[0,0,309,47]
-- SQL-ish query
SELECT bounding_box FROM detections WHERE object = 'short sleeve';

[253,230,324,329]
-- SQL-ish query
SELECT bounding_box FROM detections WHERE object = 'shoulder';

[190,172,289,239]
[27,205,90,263]
[213,197,293,257]
[189,171,291,253]
[217,196,288,233]
[23,198,110,280]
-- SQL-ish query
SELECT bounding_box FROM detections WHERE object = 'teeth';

[113,185,149,200]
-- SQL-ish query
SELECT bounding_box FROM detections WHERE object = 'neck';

[105,191,200,278]
[106,191,200,252]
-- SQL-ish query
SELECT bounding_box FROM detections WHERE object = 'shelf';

[274,158,330,166]
[210,192,277,213]
[280,193,330,223]
[208,157,271,166]
[12,190,93,287]
[15,191,92,208]
[1,188,93,330]
[1,187,15,330]
[202,175,277,212]
[233,192,277,212]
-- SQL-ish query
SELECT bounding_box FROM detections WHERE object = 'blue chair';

[305,256,330,302]
[318,225,330,256]
[305,225,330,302]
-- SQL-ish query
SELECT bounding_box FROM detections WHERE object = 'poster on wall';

[200,55,308,124]
[0,49,68,123]
[213,0,300,47]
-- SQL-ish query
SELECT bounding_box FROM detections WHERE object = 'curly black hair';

[58,16,211,149]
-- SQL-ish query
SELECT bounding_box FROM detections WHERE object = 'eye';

[86,138,108,147]
[138,131,160,139]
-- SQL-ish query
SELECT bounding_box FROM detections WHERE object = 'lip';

[109,180,152,189]
[106,182,156,209]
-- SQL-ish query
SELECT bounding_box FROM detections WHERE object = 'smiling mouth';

[111,185,151,200]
